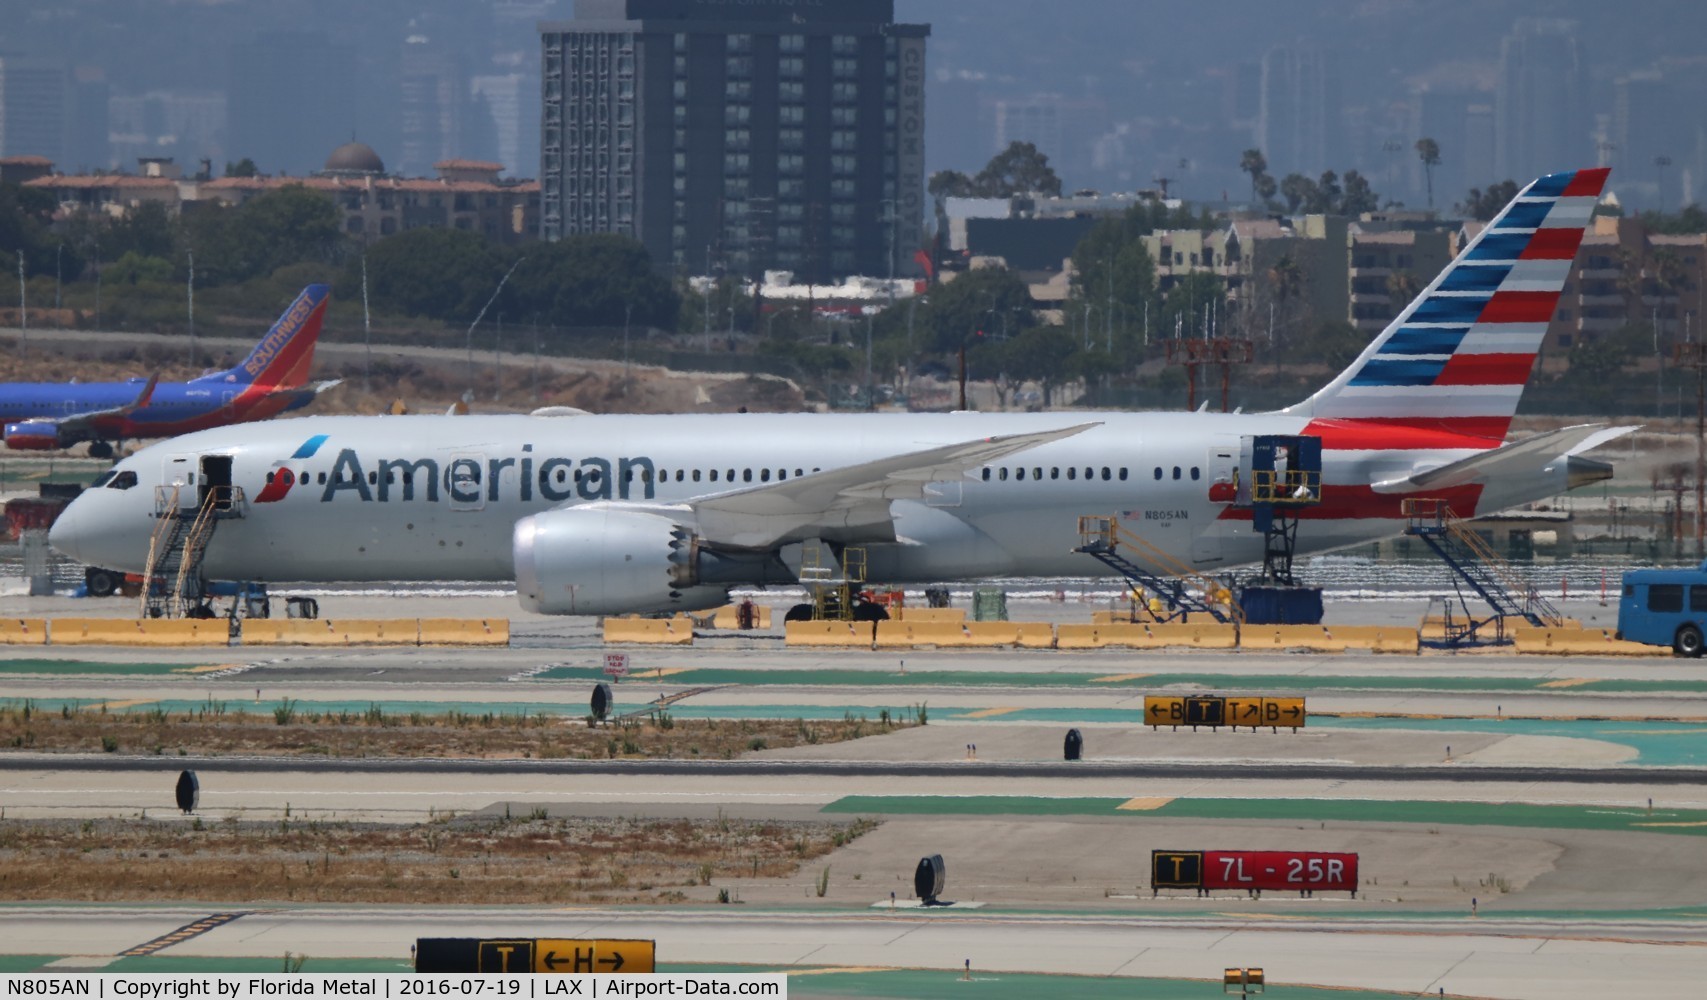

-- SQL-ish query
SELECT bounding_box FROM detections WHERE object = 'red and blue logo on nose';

[255,434,328,503]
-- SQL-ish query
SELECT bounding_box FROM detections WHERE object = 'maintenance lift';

[1234,434,1325,624]
[1402,498,1565,646]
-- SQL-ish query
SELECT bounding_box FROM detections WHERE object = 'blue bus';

[1617,564,1707,656]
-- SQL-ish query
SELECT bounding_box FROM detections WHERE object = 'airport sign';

[1144,695,1306,730]
[415,938,656,974]
[603,653,630,678]
[1152,850,1357,894]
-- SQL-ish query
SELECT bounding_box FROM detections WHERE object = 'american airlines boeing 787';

[50,169,1629,616]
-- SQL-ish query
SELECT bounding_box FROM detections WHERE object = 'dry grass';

[0,700,911,760]
[0,813,881,905]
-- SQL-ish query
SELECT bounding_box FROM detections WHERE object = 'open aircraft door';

[163,454,198,511]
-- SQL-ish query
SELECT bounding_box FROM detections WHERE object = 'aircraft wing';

[52,375,160,441]
[1372,424,1637,493]
[667,422,1100,549]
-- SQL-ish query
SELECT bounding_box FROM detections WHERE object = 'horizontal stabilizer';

[1372,424,1637,493]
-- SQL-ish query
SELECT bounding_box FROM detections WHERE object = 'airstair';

[800,543,869,621]
[140,485,245,619]
[1402,498,1564,646]
[1075,516,1241,624]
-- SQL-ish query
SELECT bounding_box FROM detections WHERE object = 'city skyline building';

[539,0,930,282]
[1494,18,1588,184]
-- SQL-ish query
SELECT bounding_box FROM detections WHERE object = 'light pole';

[16,250,26,355]
[623,303,633,394]
[360,252,371,395]
[187,249,195,364]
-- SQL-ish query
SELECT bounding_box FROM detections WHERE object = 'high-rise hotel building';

[539,0,929,282]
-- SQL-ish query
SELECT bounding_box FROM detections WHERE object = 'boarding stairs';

[1402,498,1564,645]
[140,485,245,619]
[1075,516,1241,624]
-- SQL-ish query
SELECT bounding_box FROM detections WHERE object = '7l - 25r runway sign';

[1152,850,1357,894]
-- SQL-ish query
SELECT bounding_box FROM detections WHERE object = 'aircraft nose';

[50,490,144,573]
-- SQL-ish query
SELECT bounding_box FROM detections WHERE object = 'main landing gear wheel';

[88,441,114,460]
[1675,624,1704,658]
[851,601,890,622]
[85,568,119,598]
[784,603,814,623]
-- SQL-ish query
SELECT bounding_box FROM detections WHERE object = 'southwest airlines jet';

[51,170,1629,615]
[0,284,336,458]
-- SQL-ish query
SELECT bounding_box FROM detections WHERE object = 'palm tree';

[1386,270,1420,315]
[1415,138,1442,209]
[1239,149,1268,204]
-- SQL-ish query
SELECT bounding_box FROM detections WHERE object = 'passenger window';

[108,470,138,490]
[999,468,1009,481]
[368,472,377,485]
[1084,467,1093,480]
[1033,467,1042,480]
[761,469,771,482]
[777,469,786,480]
[1650,584,1684,613]
[1692,586,1707,613]
[1118,468,1128,481]
[727,469,736,481]
[710,470,719,482]
[1191,467,1200,481]
[743,469,753,482]
[265,471,275,484]
[318,472,327,485]
[982,468,991,481]
[677,470,685,482]
[693,470,702,482]
[1172,467,1181,480]
[1068,467,1076,480]
[1154,467,1162,480]
[1051,468,1059,480]
[796,469,805,477]
[1016,468,1026,481]
[1101,467,1111,481]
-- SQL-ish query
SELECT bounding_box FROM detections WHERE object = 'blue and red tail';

[1285,168,1609,449]
[199,284,330,389]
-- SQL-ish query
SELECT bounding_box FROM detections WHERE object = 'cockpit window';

[106,471,139,491]
[90,471,116,488]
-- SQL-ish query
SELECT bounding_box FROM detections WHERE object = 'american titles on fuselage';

[272,445,666,505]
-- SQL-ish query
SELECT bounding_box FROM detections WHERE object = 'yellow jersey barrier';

[784,619,876,648]
[1514,626,1667,656]
[872,620,1057,649]
[896,608,967,624]
[52,618,229,647]
[0,618,48,645]
[1056,622,1238,650]
[1238,624,1419,654]
[416,618,510,646]
[603,617,695,645]
[241,619,417,646]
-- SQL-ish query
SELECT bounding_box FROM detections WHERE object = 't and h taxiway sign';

[535,939,656,975]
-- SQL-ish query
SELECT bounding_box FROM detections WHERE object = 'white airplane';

[51,168,1630,617]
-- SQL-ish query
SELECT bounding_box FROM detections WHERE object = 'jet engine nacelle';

[3,421,65,451]
[512,506,729,616]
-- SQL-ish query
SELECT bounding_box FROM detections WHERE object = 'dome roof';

[324,141,384,175]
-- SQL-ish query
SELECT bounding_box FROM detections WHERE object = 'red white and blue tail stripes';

[1290,168,1608,446]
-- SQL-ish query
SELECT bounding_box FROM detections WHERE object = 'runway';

[4,592,1707,996]
[3,905,1703,999]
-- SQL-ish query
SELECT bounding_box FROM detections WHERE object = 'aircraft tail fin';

[1281,168,1609,448]
[203,284,330,388]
